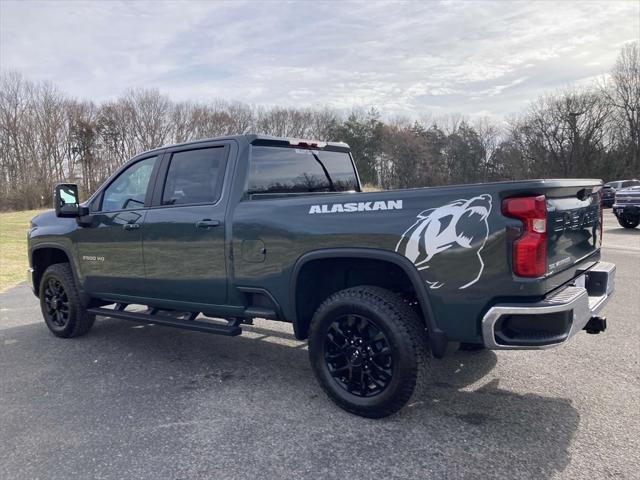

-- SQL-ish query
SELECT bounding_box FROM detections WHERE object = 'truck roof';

[134,134,350,159]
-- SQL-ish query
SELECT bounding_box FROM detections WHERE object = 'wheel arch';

[289,248,447,356]
[31,244,84,300]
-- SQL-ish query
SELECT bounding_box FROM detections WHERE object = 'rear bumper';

[481,261,615,350]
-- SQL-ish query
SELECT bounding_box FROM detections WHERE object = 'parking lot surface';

[1,211,639,480]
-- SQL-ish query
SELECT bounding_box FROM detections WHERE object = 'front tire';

[308,286,429,418]
[618,216,639,229]
[39,263,95,338]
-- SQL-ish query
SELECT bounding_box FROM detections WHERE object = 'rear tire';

[618,216,639,229]
[39,263,95,338]
[308,286,429,418]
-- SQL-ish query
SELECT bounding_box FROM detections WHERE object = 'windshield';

[248,146,359,194]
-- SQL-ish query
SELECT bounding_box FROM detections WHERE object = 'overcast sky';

[1,0,638,119]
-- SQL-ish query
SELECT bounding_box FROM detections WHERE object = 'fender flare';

[30,243,88,304]
[289,248,448,357]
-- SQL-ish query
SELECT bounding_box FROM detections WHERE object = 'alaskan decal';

[395,194,492,289]
[309,200,403,214]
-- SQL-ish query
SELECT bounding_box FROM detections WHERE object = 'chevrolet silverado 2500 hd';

[28,134,615,418]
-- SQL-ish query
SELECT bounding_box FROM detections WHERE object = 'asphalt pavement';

[1,211,639,480]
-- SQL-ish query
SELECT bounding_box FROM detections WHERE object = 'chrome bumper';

[482,261,616,350]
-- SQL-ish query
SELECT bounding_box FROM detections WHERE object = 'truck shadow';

[1,318,578,480]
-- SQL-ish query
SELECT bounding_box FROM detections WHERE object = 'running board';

[87,307,242,336]
[243,307,277,320]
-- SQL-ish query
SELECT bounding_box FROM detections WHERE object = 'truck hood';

[31,209,56,227]
[30,209,76,229]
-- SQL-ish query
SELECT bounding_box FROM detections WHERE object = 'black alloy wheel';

[308,286,429,418]
[39,263,95,338]
[325,314,394,397]
[43,278,70,328]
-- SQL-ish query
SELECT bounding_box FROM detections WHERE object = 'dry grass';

[0,209,45,292]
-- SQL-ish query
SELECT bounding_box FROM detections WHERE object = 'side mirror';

[54,183,80,218]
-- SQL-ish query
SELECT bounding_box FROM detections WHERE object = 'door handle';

[123,223,141,230]
[195,219,221,229]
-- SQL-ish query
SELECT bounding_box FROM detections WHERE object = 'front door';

[75,155,159,298]
[142,145,229,307]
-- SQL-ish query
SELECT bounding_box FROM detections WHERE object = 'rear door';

[141,143,231,307]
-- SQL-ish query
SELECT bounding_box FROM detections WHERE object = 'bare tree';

[600,42,640,173]
[1,42,638,210]
[125,89,172,151]
[517,89,610,177]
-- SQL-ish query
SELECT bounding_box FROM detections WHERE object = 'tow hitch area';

[584,316,607,334]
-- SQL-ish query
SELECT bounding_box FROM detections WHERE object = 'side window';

[102,156,157,212]
[247,146,359,194]
[162,147,227,206]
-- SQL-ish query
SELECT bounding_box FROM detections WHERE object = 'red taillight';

[502,195,547,277]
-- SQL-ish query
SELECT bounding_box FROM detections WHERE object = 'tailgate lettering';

[552,207,598,233]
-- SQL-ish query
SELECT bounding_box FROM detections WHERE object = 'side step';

[243,307,277,320]
[87,306,242,336]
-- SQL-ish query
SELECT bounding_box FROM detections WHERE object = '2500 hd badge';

[81,255,105,262]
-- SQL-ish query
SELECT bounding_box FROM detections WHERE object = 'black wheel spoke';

[370,362,392,381]
[369,374,387,389]
[362,335,384,350]
[355,316,366,335]
[324,314,393,397]
[326,330,345,349]
[329,365,349,377]
[371,346,391,358]
[346,366,359,392]
[326,351,347,360]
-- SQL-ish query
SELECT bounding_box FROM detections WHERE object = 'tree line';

[1,42,637,210]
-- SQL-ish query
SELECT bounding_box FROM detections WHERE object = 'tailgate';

[546,184,602,275]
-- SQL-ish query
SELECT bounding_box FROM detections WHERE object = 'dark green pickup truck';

[28,134,615,417]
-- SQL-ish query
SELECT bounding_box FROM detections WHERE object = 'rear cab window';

[247,146,360,196]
